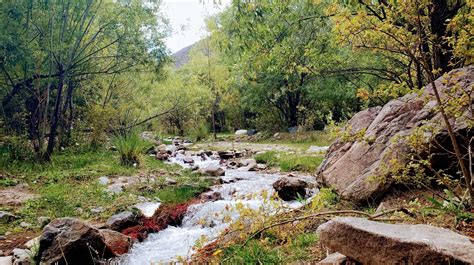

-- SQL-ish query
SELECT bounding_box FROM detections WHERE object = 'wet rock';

[183,157,194,164]
[272,177,307,201]
[199,191,223,202]
[235,129,248,135]
[155,151,169,161]
[99,229,133,256]
[36,218,113,265]
[316,217,474,264]
[0,212,17,224]
[317,67,474,203]
[217,151,235,159]
[198,165,225,177]
[256,164,267,171]
[106,211,138,231]
[239,159,258,171]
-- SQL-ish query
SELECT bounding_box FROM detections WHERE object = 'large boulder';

[316,217,474,264]
[36,218,113,265]
[272,177,307,201]
[317,66,473,203]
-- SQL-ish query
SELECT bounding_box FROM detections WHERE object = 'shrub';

[113,132,148,166]
[190,124,209,142]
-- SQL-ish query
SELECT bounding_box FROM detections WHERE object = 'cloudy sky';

[162,0,231,53]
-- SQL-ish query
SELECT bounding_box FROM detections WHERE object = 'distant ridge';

[172,43,195,68]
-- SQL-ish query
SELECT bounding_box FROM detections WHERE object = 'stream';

[115,151,318,264]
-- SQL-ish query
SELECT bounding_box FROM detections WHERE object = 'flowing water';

[115,152,317,264]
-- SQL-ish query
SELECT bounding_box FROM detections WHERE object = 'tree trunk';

[44,69,65,161]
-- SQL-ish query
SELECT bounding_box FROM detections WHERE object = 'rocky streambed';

[113,145,318,264]
[28,140,319,265]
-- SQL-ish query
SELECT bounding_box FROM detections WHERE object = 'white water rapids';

[114,152,318,264]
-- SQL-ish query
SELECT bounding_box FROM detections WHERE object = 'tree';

[215,0,364,130]
[0,0,168,161]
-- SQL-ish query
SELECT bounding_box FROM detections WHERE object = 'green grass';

[152,183,211,204]
[279,155,324,172]
[254,151,324,172]
[113,132,150,166]
[221,233,318,264]
[254,151,278,166]
[0,143,212,233]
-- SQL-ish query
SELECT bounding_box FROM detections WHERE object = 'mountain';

[172,43,195,68]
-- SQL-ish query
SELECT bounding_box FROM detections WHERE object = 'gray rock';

[133,202,161,218]
[317,252,348,265]
[106,183,124,194]
[198,165,225,177]
[12,248,30,265]
[239,159,258,171]
[19,222,31,229]
[317,67,474,203]
[36,217,50,228]
[164,178,177,185]
[183,156,194,164]
[316,217,474,264]
[272,177,307,201]
[90,207,105,214]
[0,212,17,224]
[0,256,12,265]
[98,176,110,185]
[106,211,138,231]
[24,236,40,249]
[235,129,248,135]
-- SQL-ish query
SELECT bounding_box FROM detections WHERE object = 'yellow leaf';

[212,249,223,256]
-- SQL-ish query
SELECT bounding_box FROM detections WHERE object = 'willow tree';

[215,0,364,130]
[0,0,168,161]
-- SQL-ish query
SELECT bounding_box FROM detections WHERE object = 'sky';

[162,0,231,53]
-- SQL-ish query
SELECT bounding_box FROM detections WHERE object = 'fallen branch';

[242,208,412,247]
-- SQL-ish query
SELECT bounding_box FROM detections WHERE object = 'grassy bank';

[0,145,212,235]
[255,151,324,172]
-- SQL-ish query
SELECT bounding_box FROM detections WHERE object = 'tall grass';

[113,132,149,166]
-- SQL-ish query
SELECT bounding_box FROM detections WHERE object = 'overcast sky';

[162,0,231,53]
